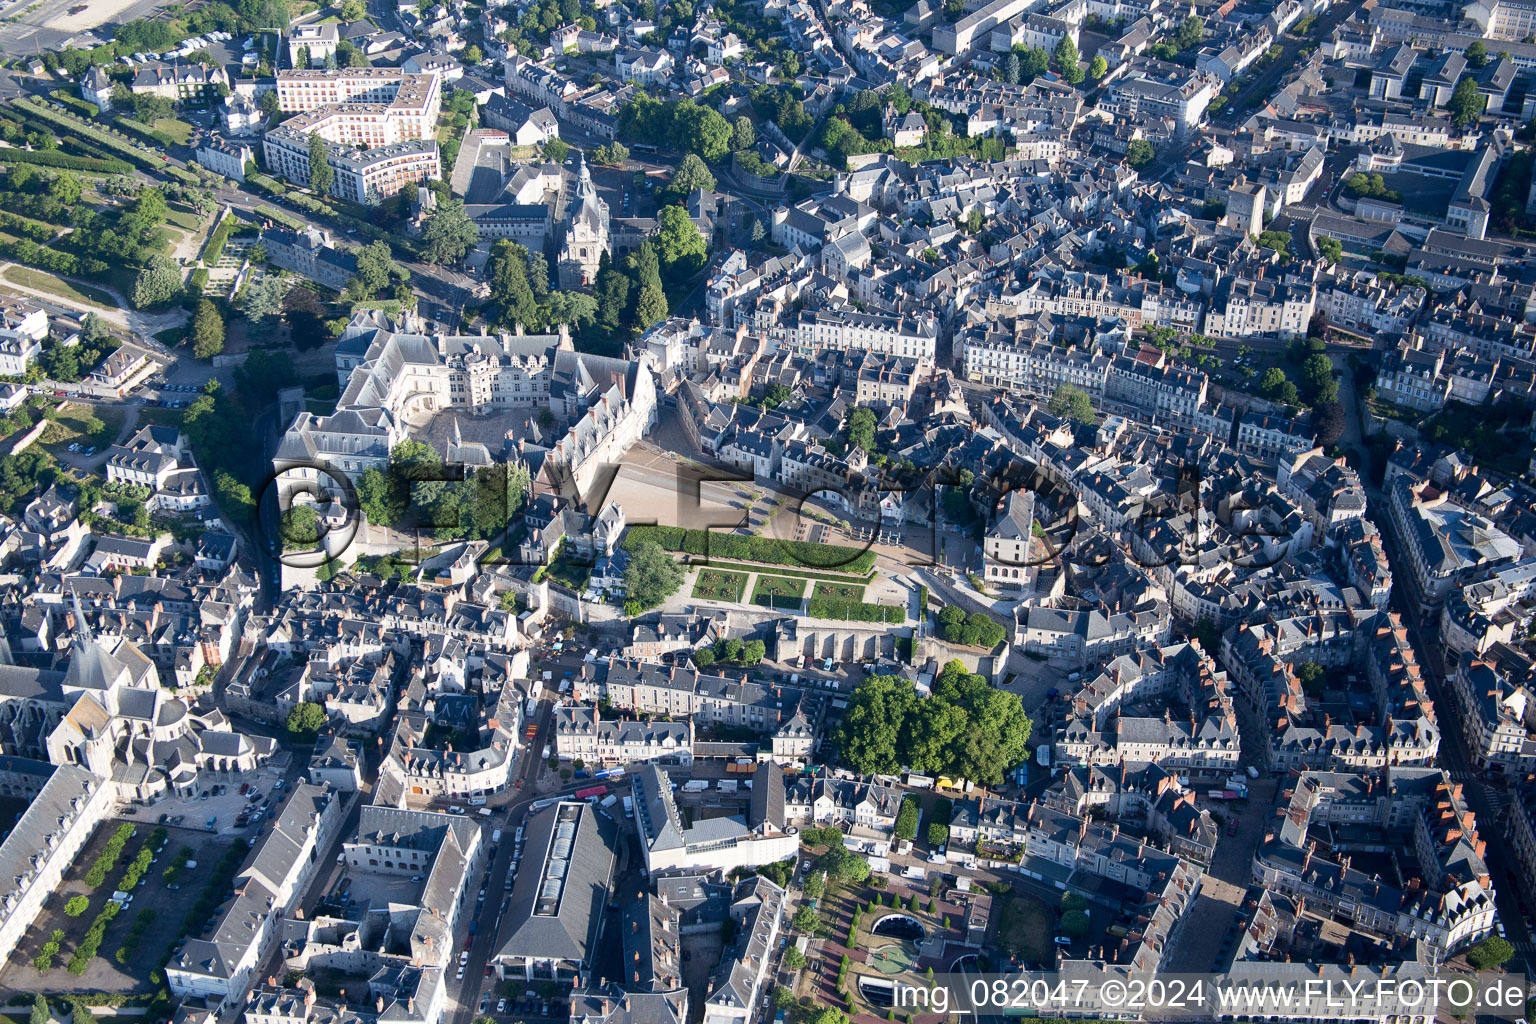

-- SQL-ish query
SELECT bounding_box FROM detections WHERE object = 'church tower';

[557,152,610,290]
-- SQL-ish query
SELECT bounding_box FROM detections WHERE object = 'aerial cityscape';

[0,0,1531,1019]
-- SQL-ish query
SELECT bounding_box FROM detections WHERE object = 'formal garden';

[691,568,748,602]
[752,574,806,609]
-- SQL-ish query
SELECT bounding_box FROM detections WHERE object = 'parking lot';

[134,767,290,837]
[0,819,237,998]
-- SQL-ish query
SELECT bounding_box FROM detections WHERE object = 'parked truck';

[682,780,709,793]
[718,779,739,794]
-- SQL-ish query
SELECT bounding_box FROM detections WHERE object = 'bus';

[574,785,607,801]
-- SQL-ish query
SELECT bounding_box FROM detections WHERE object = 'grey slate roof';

[496,800,617,965]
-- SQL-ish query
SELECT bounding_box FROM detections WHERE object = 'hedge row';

[0,148,132,174]
[0,210,54,243]
[114,907,157,964]
[255,204,303,230]
[67,899,121,973]
[119,846,153,889]
[162,845,193,883]
[805,595,906,623]
[111,116,176,149]
[83,824,135,888]
[894,795,919,841]
[0,235,106,278]
[623,524,878,575]
[202,213,236,267]
[48,90,100,119]
[16,100,161,171]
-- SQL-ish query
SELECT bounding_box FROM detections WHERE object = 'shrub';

[805,595,906,623]
[202,214,236,267]
[894,797,920,841]
[1467,936,1513,971]
[83,824,135,888]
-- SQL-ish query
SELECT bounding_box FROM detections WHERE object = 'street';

[1341,377,1536,969]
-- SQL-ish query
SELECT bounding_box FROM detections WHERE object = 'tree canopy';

[308,133,333,196]
[1049,384,1094,423]
[936,606,1008,647]
[836,664,1032,784]
[656,205,707,276]
[623,541,685,614]
[286,701,326,735]
[420,198,478,265]
[191,299,225,359]
[1449,76,1486,128]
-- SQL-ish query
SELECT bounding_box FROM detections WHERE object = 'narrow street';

[1343,374,1536,972]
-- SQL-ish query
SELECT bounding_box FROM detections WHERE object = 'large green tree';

[353,239,403,297]
[1449,76,1486,127]
[420,198,478,264]
[656,205,707,275]
[488,240,540,328]
[240,273,290,320]
[623,541,684,612]
[837,665,1031,784]
[731,115,755,152]
[131,254,182,309]
[1049,383,1094,423]
[668,152,716,197]
[191,299,225,359]
[1053,36,1082,84]
[837,675,918,776]
[286,701,325,735]
[307,133,333,196]
[845,406,876,451]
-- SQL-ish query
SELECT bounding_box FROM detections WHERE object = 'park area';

[692,568,747,602]
[812,581,867,602]
[752,574,805,609]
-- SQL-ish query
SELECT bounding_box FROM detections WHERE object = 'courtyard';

[0,819,241,999]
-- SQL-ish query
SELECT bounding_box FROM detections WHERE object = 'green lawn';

[166,204,207,233]
[812,581,866,602]
[692,568,747,602]
[152,118,195,146]
[39,404,124,455]
[751,574,805,609]
[1,266,116,308]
